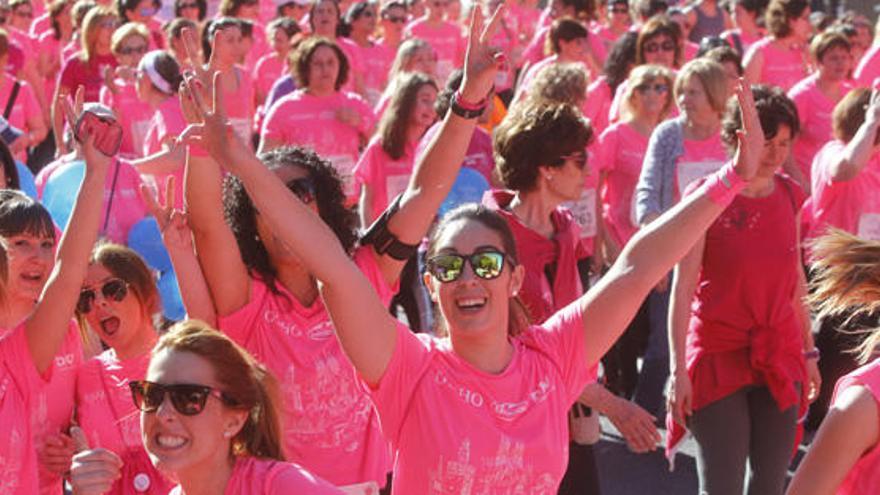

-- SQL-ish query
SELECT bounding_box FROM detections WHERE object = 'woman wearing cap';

[743,0,811,91]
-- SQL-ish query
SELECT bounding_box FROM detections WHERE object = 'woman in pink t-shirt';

[788,31,853,191]
[373,37,437,116]
[0,124,114,495]
[742,0,811,91]
[259,37,376,200]
[355,72,437,226]
[343,1,393,106]
[0,31,48,160]
[115,0,164,49]
[195,9,768,492]
[515,18,593,103]
[721,0,765,57]
[403,0,464,84]
[71,321,342,494]
[253,17,300,106]
[787,232,880,495]
[37,0,74,117]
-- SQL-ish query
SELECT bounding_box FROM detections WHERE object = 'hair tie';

[139,50,174,95]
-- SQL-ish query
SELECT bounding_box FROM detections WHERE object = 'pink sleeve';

[352,141,378,186]
[522,300,590,403]
[261,100,288,142]
[353,246,399,306]
[265,463,343,493]
[216,278,266,344]
[19,83,40,126]
[0,324,44,394]
[365,322,433,444]
[595,126,617,173]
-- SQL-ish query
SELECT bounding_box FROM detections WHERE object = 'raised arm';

[827,88,880,182]
[577,80,763,368]
[26,93,110,373]
[372,6,506,282]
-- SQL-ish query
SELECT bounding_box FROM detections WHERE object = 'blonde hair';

[620,64,675,121]
[808,230,880,364]
[525,62,589,107]
[110,21,149,54]
[674,58,730,115]
[79,5,115,62]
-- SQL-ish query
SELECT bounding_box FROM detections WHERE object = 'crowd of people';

[0,0,877,492]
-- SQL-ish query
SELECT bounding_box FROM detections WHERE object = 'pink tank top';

[833,358,880,494]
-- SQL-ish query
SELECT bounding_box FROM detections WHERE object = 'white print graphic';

[676,160,725,194]
[429,438,557,494]
[385,174,410,205]
[0,428,24,494]
[108,372,144,447]
[263,312,335,340]
[433,371,554,421]
[858,213,880,241]
[563,189,598,239]
[282,350,371,452]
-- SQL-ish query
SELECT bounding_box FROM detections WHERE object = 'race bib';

[563,189,598,239]
[327,155,357,198]
[385,174,410,204]
[676,160,725,195]
[857,213,880,241]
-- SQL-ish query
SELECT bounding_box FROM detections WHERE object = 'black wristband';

[361,194,420,261]
[449,92,487,119]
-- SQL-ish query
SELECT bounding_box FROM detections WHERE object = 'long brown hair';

[377,72,436,160]
[153,320,285,460]
[808,230,880,364]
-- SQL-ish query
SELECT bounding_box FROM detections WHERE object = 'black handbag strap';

[3,81,20,120]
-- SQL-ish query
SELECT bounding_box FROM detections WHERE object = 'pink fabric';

[222,66,257,145]
[516,55,556,99]
[351,41,395,106]
[788,74,852,183]
[854,44,880,89]
[666,175,807,457]
[521,25,607,70]
[675,133,728,199]
[58,53,118,102]
[724,28,761,55]
[583,77,612,136]
[169,457,343,494]
[100,80,154,158]
[353,137,415,219]
[404,18,464,83]
[253,53,286,103]
[744,37,808,91]
[417,122,495,184]
[484,190,585,324]
[596,121,650,247]
[337,36,366,96]
[217,248,395,487]
[30,13,52,37]
[75,349,174,495]
[261,89,375,199]
[243,22,271,74]
[0,76,40,160]
[38,31,61,107]
[832,358,880,494]
[366,304,592,493]
[8,27,37,58]
[0,325,45,495]
[808,141,880,242]
[143,96,187,208]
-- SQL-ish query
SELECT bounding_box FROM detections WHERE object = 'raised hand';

[731,79,765,182]
[459,3,506,103]
[69,426,123,495]
[865,83,880,126]
[139,176,193,251]
[179,72,250,169]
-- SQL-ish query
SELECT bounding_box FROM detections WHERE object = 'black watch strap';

[361,194,419,261]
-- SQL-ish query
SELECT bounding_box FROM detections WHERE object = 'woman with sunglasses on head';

[99,22,152,158]
[666,85,820,494]
[742,0,811,92]
[0,101,115,494]
[182,5,766,491]
[73,320,342,494]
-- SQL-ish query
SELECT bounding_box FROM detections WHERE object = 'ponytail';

[231,357,283,460]
[808,229,880,364]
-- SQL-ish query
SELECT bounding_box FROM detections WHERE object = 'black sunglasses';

[635,82,669,94]
[643,40,676,53]
[130,380,235,416]
[287,177,316,204]
[384,14,407,22]
[77,278,128,314]
[426,250,510,283]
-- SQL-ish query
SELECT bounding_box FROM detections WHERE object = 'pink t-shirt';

[58,53,118,102]
[353,137,415,219]
[0,325,45,495]
[253,53,286,103]
[75,349,174,494]
[745,37,808,91]
[30,13,52,37]
[217,248,395,487]
[168,457,343,494]
[675,133,728,198]
[0,76,41,160]
[417,122,496,184]
[351,41,394,106]
[222,66,257,145]
[583,77,613,136]
[595,121,650,246]
[367,302,592,493]
[243,22,271,75]
[143,97,187,208]
[404,18,464,84]
[854,44,880,89]
[38,31,61,106]
[832,357,880,494]
[100,80,154,159]
[808,140,880,242]
[521,25,607,71]
[787,74,852,183]
[261,89,375,198]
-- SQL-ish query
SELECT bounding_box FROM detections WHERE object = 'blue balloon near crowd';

[15,161,36,198]
[127,218,173,274]
[41,160,86,232]
[438,167,490,217]
[158,270,186,321]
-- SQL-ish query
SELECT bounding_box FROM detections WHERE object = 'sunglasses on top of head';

[77,278,129,314]
[426,250,511,283]
[130,380,237,416]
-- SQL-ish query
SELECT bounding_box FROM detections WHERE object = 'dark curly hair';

[721,84,799,154]
[222,146,358,294]
[603,30,638,93]
[493,102,593,192]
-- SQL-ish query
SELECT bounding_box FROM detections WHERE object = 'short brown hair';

[291,36,349,90]
[832,88,879,144]
[675,58,730,114]
[721,84,799,154]
[493,102,593,192]
[636,15,682,67]
[809,30,850,63]
[765,0,808,38]
[547,17,588,55]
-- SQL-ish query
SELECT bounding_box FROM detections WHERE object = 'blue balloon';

[15,161,36,198]
[127,218,173,273]
[41,160,86,232]
[438,167,490,217]
[157,270,186,321]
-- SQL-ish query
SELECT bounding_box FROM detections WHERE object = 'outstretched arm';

[577,80,764,368]
[26,90,110,373]
[827,87,880,182]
